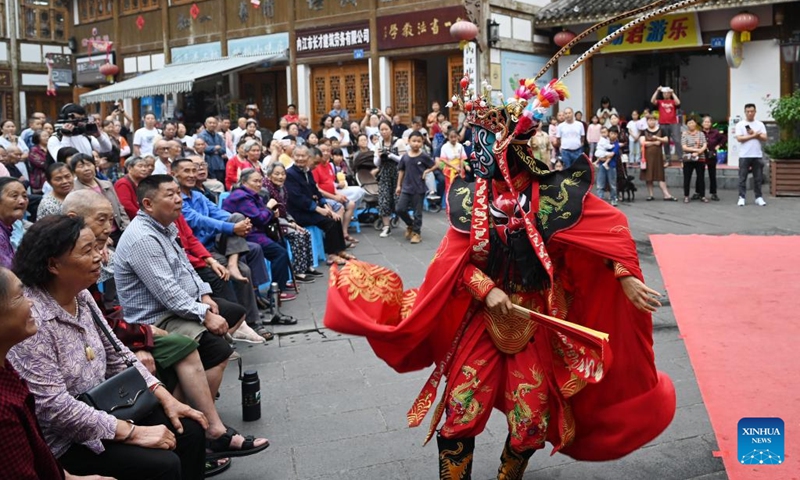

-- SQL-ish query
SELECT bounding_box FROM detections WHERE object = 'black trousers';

[683,161,705,198]
[308,216,347,255]
[396,192,424,234]
[701,159,717,196]
[58,407,206,480]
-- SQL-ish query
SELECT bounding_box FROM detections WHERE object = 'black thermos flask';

[241,370,262,421]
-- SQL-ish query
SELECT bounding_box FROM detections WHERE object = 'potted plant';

[765,90,800,196]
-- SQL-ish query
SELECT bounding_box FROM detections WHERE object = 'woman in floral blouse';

[8,215,207,479]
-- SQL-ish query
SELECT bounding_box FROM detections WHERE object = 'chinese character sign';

[377,6,467,50]
[598,12,701,53]
[296,22,370,58]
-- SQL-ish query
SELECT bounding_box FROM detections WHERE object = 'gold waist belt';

[484,309,538,354]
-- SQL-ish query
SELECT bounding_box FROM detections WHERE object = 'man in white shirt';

[734,103,768,207]
[133,113,159,156]
[555,108,586,169]
[47,104,113,160]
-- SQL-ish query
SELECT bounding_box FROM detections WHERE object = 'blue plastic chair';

[217,191,230,209]
[306,226,326,267]
[350,209,363,233]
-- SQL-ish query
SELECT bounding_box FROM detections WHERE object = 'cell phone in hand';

[745,125,753,133]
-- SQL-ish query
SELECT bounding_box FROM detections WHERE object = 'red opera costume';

[323,2,698,477]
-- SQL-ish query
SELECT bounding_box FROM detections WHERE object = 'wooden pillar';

[161,0,170,63]
[369,0,380,108]
[289,0,298,105]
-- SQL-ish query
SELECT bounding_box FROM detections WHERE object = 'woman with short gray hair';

[115,155,155,220]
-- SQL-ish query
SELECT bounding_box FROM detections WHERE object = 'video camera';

[54,103,98,136]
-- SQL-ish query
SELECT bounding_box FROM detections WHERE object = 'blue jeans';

[560,148,583,169]
[261,241,290,291]
[595,164,617,202]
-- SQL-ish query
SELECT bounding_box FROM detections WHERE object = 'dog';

[619,175,637,202]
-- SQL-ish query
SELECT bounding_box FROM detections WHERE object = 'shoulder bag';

[76,307,159,422]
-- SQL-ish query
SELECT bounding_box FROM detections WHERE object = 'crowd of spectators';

[0,95,477,477]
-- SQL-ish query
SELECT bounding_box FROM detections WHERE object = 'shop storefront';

[231,33,291,130]
[376,6,466,126]
[296,22,371,128]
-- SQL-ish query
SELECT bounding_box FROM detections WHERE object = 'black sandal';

[206,426,270,460]
[268,313,298,325]
[646,196,655,201]
[206,458,232,477]
[306,269,324,277]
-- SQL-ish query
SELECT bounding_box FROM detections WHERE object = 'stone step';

[623,162,771,194]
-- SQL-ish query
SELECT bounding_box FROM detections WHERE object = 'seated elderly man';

[152,139,172,175]
[62,189,269,467]
[114,175,247,402]
[173,158,291,304]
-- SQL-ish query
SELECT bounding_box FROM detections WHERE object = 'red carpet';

[651,235,800,480]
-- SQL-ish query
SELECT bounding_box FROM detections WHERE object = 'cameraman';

[47,104,113,160]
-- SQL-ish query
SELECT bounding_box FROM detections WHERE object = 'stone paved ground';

[214,188,800,480]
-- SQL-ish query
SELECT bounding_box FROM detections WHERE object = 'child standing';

[586,115,602,161]
[396,132,436,244]
[595,126,620,207]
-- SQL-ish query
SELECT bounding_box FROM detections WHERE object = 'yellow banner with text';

[598,12,702,53]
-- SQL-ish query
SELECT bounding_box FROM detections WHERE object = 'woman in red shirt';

[225,139,262,190]
[650,86,682,164]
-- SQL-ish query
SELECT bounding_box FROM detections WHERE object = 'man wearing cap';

[651,86,682,163]
[47,104,113,160]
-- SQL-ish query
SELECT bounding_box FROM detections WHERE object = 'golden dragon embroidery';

[538,170,586,228]
[439,441,474,480]
[449,366,484,425]
[506,367,548,442]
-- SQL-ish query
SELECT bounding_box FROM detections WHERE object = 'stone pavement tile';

[218,444,295,480]
[292,428,433,478]
[287,375,428,420]
[287,407,388,446]
[553,434,722,480]
[306,461,410,480]
[281,366,368,397]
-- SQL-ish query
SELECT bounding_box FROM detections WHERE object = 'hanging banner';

[598,12,702,53]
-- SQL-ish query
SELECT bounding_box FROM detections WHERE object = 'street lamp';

[487,19,500,47]
[781,32,800,64]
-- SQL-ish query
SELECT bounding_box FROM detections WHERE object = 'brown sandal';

[338,252,357,261]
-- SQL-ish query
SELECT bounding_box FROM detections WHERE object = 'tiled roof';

[535,0,785,27]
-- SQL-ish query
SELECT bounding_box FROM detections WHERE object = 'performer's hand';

[619,276,662,313]
[485,287,513,316]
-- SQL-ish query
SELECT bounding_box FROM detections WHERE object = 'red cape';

[325,195,675,461]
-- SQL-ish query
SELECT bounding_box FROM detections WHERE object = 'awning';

[79,54,285,105]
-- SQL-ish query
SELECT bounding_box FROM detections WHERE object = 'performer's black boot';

[496,436,535,480]
[437,434,475,480]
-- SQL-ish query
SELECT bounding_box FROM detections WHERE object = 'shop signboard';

[377,6,467,50]
[597,12,702,53]
[47,53,73,86]
[76,53,115,86]
[463,42,477,93]
[171,42,222,65]
[296,22,370,58]
[229,33,289,58]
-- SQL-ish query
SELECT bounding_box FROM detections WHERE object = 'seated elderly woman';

[69,153,130,245]
[36,162,74,219]
[225,139,263,191]
[114,155,156,220]
[263,162,322,281]
[0,266,115,480]
[8,215,207,479]
[222,168,293,287]
[284,146,354,266]
[61,190,269,474]
[0,177,28,269]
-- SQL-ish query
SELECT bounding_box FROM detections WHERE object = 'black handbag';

[76,307,159,422]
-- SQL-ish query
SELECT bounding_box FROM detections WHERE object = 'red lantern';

[450,20,479,49]
[554,30,577,54]
[99,62,119,83]
[730,12,759,42]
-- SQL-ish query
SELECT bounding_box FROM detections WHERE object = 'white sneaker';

[379,226,391,237]
[755,197,767,206]
[737,197,745,207]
